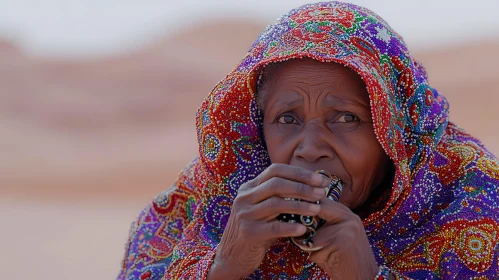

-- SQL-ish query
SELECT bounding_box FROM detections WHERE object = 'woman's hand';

[309,198,379,279]
[207,164,330,279]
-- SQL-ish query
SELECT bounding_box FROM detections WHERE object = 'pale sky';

[1,0,499,58]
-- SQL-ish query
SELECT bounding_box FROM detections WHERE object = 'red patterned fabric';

[118,2,499,279]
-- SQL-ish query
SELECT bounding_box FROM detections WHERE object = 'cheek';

[333,127,388,208]
[336,125,388,186]
[263,123,296,164]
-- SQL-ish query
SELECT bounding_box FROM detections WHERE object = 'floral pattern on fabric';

[118,2,499,279]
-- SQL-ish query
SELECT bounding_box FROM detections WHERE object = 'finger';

[250,196,321,220]
[306,226,341,263]
[255,163,330,189]
[261,220,308,239]
[249,177,325,204]
[316,197,351,225]
[308,242,338,265]
[310,223,340,249]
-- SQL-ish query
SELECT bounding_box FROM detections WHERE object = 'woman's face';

[262,59,390,209]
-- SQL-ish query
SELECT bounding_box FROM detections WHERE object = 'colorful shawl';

[118,2,499,279]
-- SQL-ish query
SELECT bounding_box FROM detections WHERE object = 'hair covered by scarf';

[118,2,499,279]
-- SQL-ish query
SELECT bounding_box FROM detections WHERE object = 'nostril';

[296,154,331,163]
[294,138,335,162]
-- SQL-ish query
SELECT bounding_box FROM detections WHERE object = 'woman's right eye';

[277,115,298,124]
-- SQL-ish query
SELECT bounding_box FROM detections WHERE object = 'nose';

[294,123,335,163]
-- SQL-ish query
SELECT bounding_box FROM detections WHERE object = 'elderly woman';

[118,2,499,279]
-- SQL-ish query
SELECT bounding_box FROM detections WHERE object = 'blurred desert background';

[1,0,498,279]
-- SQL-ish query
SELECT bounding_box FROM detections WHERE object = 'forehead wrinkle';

[283,76,336,109]
[276,83,310,108]
[312,88,330,112]
[272,96,303,109]
[287,73,342,87]
[267,61,370,112]
[321,94,370,110]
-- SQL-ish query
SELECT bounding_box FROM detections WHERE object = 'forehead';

[264,58,370,105]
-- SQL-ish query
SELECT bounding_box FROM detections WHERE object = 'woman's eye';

[336,113,359,123]
[277,115,298,124]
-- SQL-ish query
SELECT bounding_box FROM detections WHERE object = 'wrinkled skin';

[208,59,390,279]
[262,58,389,209]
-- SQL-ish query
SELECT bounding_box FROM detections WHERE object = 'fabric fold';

[118,2,499,279]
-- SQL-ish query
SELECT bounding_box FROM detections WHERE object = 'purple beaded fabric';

[118,2,499,279]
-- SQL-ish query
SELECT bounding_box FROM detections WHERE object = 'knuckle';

[268,197,281,209]
[256,164,280,186]
[268,177,284,192]
[270,162,285,170]
[237,181,252,193]
[233,194,245,205]
[270,163,287,175]
[295,182,309,196]
[235,208,250,220]
[291,199,302,210]
[266,177,278,186]
[270,222,281,236]
[294,167,308,180]
[254,174,265,186]
[267,163,281,174]
[233,196,252,212]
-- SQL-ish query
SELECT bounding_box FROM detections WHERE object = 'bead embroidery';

[118,2,499,279]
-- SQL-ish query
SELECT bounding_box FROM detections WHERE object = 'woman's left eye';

[336,113,359,123]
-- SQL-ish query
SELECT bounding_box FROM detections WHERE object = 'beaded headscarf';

[119,2,499,279]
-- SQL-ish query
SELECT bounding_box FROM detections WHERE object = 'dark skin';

[208,59,391,279]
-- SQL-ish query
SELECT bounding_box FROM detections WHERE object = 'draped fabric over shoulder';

[118,2,499,279]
